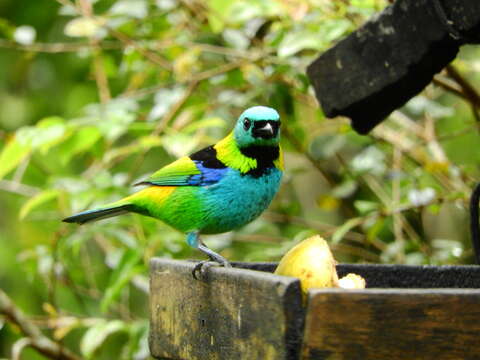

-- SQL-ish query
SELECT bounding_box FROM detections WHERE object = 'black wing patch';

[190,145,227,169]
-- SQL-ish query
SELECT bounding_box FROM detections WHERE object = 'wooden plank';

[149,259,304,360]
[302,288,480,360]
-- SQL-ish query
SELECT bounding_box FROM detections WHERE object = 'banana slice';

[338,273,366,289]
[274,235,367,297]
[274,235,339,295]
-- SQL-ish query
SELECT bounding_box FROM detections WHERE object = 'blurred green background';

[1,0,480,358]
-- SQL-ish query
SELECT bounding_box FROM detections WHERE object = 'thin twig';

[108,28,172,70]
[77,0,111,104]
[0,38,123,53]
[445,65,480,123]
[119,59,248,99]
[445,65,480,108]
[392,146,405,263]
[0,289,82,360]
[12,338,33,360]
[433,76,466,100]
[0,179,40,197]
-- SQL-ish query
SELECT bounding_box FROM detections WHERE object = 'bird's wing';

[135,145,228,187]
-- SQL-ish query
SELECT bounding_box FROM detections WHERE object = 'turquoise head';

[233,106,281,148]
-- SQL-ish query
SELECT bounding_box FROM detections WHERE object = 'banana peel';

[274,235,366,299]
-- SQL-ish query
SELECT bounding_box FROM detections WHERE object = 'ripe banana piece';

[274,235,366,297]
[274,235,339,294]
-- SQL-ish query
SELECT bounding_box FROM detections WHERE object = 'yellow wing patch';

[126,186,176,204]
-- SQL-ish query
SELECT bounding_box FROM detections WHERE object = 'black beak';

[252,121,279,139]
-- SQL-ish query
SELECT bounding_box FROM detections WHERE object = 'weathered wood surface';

[150,260,480,360]
[307,0,480,134]
[149,259,304,360]
[302,288,480,360]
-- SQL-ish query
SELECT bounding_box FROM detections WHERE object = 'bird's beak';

[255,122,274,137]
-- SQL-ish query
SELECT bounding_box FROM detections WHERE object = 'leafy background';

[1,0,480,358]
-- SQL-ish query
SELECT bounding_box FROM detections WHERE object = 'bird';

[63,106,283,275]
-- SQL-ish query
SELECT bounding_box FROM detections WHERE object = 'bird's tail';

[62,204,132,225]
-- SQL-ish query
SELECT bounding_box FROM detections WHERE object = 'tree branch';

[0,289,82,360]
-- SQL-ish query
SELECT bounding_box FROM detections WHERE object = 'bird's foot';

[192,259,231,280]
[187,233,231,279]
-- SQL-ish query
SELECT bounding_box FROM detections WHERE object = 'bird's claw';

[192,260,231,280]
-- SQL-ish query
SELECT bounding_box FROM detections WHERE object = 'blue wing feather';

[186,161,229,185]
[136,146,228,187]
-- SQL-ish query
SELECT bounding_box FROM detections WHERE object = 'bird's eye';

[243,117,251,130]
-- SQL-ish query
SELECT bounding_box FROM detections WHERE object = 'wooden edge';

[302,287,480,360]
[149,258,305,360]
[150,258,298,286]
[307,288,480,296]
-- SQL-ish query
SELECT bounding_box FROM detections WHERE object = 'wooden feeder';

[149,259,480,360]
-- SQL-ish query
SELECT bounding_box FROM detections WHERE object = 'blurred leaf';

[278,30,321,58]
[427,203,441,214]
[16,116,68,154]
[148,87,186,122]
[366,216,385,241]
[65,16,107,38]
[104,135,162,163]
[350,146,386,175]
[408,188,436,207]
[0,137,30,180]
[53,317,81,340]
[173,49,201,81]
[332,217,363,244]
[182,117,226,133]
[162,132,199,157]
[317,195,340,211]
[110,0,148,19]
[322,18,352,42]
[19,189,60,219]
[331,179,357,199]
[80,319,126,358]
[101,248,143,313]
[124,321,149,359]
[406,96,454,118]
[0,18,15,38]
[58,126,102,164]
[310,134,346,160]
[228,0,283,23]
[207,0,236,32]
[354,200,379,215]
[86,99,138,141]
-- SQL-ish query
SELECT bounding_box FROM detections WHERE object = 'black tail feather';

[62,205,130,225]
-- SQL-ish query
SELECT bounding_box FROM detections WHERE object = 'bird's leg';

[187,231,231,279]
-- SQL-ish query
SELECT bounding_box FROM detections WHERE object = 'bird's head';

[233,106,281,148]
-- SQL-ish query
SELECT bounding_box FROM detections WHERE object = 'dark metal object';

[307,0,480,134]
[470,182,480,264]
[150,258,480,360]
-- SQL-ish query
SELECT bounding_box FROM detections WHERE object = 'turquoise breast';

[198,167,282,234]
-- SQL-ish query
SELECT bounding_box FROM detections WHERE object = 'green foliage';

[1,0,480,358]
